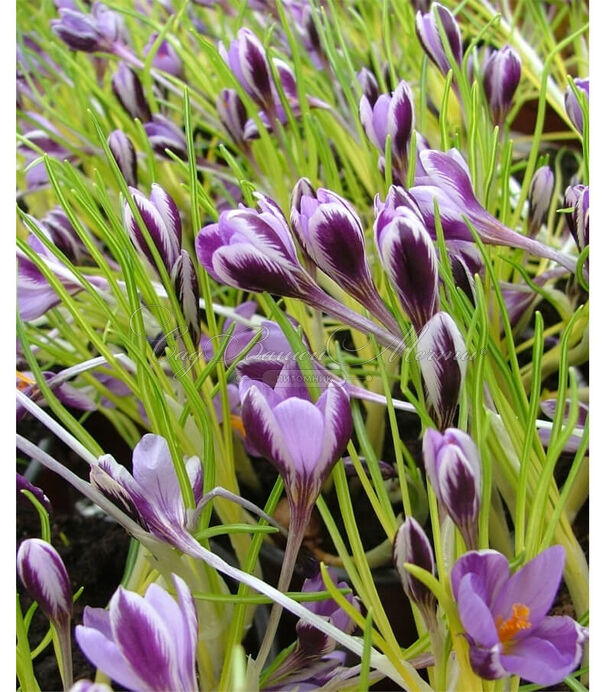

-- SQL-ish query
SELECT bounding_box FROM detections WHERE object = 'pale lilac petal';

[456,573,499,648]
[315,383,353,475]
[272,398,325,476]
[451,550,510,610]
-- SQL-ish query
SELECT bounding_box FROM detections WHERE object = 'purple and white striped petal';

[393,517,436,614]
[564,184,589,251]
[221,29,274,111]
[40,208,86,264]
[143,114,187,160]
[123,185,181,271]
[69,680,113,692]
[17,538,72,624]
[112,63,151,122]
[564,77,588,135]
[108,130,138,188]
[482,45,522,126]
[51,9,109,53]
[527,166,554,237]
[171,249,201,345]
[375,207,438,332]
[357,67,379,107]
[216,88,248,145]
[17,473,51,511]
[415,3,463,76]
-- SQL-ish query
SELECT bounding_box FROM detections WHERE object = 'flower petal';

[451,550,509,610]
[456,572,499,648]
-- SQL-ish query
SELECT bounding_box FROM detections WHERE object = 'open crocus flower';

[75,574,199,692]
[410,149,578,272]
[90,433,203,550]
[451,546,588,685]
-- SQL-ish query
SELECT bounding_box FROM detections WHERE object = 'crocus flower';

[482,45,522,126]
[374,205,439,332]
[90,433,203,549]
[216,88,248,147]
[70,681,112,692]
[564,184,589,252]
[143,114,188,160]
[112,62,152,122]
[451,546,588,685]
[527,165,554,238]
[416,311,467,430]
[564,77,589,135]
[144,34,182,77]
[359,80,415,181]
[17,472,51,511]
[538,399,588,454]
[16,370,96,422]
[290,178,398,332]
[415,3,463,76]
[446,239,484,302]
[170,249,201,346]
[241,380,352,531]
[17,538,72,625]
[75,574,198,692]
[357,67,379,106]
[51,3,127,53]
[123,184,182,272]
[40,208,88,264]
[220,28,275,113]
[107,129,138,187]
[411,148,578,272]
[423,428,480,548]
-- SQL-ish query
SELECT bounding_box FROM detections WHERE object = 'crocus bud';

[17,538,72,624]
[171,249,201,346]
[290,178,382,310]
[374,207,439,332]
[40,208,87,264]
[564,77,589,135]
[415,3,463,76]
[527,166,554,237]
[360,80,415,180]
[393,518,437,622]
[123,184,182,272]
[564,184,589,252]
[423,428,481,549]
[416,311,467,430]
[111,63,151,122]
[51,4,123,53]
[220,28,275,113]
[107,129,138,187]
[357,67,379,106]
[482,45,521,126]
[17,473,51,512]
[144,114,188,160]
[144,34,182,77]
[216,88,248,146]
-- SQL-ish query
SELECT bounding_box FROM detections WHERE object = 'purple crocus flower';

[240,380,352,531]
[564,77,589,135]
[40,208,88,264]
[393,517,436,622]
[538,399,588,454]
[70,681,112,692]
[357,67,379,106]
[359,80,415,181]
[170,249,201,345]
[123,184,182,272]
[374,205,439,332]
[290,178,397,332]
[451,546,588,685]
[416,311,467,430]
[143,114,188,160]
[16,370,96,422]
[107,129,138,187]
[411,148,578,272]
[415,3,463,76]
[482,45,522,126]
[51,3,127,53]
[112,63,152,122]
[220,28,275,113]
[216,88,248,147]
[527,165,554,238]
[564,184,589,252]
[423,427,480,548]
[144,34,182,77]
[90,434,203,548]
[17,538,72,625]
[17,472,52,511]
[75,573,198,692]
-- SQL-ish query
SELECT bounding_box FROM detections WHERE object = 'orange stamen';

[16,371,35,390]
[229,414,246,438]
[496,603,531,643]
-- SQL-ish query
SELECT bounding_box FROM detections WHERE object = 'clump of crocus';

[359,80,415,182]
[393,517,437,627]
[527,165,554,237]
[75,574,199,692]
[564,77,589,135]
[416,312,467,429]
[451,546,588,685]
[423,427,481,549]
[17,538,74,689]
[107,129,138,187]
[482,45,522,126]
[240,379,353,671]
[415,3,463,77]
[374,205,439,333]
